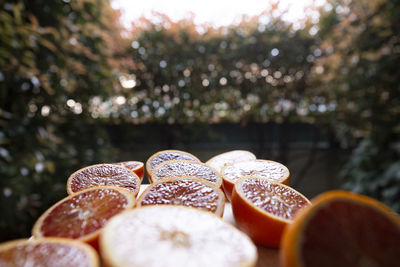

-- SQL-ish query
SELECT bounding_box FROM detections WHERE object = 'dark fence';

[105,122,347,198]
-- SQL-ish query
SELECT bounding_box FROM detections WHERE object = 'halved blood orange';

[113,160,144,182]
[66,163,141,197]
[32,186,136,250]
[280,190,400,267]
[206,150,256,173]
[0,237,99,267]
[231,176,310,248]
[146,150,200,180]
[137,177,225,217]
[100,205,258,267]
[150,159,222,187]
[221,159,290,201]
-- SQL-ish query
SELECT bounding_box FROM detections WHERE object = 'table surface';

[139,185,280,267]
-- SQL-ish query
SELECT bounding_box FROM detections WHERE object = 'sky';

[111,0,326,29]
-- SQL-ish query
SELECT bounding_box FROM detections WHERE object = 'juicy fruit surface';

[298,198,400,267]
[100,206,257,267]
[138,178,224,215]
[222,160,289,184]
[232,177,310,247]
[206,150,256,173]
[240,177,309,220]
[0,238,98,267]
[151,160,222,187]
[67,164,140,195]
[147,150,200,174]
[113,161,144,179]
[34,187,134,239]
[114,161,142,171]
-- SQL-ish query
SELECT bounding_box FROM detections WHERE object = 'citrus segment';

[221,159,290,201]
[100,205,257,267]
[206,150,256,173]
[32,186,136,249]
[0,238,99,267]
[231,176,310,247]
[146,150,200,180]
[280,190,400,267]
[67,164,141,196]
[113,161,144,181]
[138,177,225,216]
[151,159,222,187]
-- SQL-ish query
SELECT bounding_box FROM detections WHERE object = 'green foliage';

[100,14,321,125]
[316,0,400,210]
[0,0,121,240]
[341,137,400,211]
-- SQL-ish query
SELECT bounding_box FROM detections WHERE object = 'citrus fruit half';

[146,150,200,180]
[206,150,256,173]
[113,160,144,181]
[280,190,400,267]
[221,159,290,201]
[100,205,257,267]
[0,237,99,267]
[32,186,136,249]
[66,163,141,197]
[137,177,225,217]
[150,159,222,187]
[231,176,310,247]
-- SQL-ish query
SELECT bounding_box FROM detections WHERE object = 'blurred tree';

[106,10,319,126]
[0,0,124,240]
[99,11,320,163]
[316,0,400,210]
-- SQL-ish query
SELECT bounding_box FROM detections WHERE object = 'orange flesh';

[114,161,144,180]
[240,178,308,220]
[206,150,256,173]
[148,152,199,173]
[299,199,400,267]
[39,188,130,239]
[68,164,140,195]
[152,160,222,186]
[100,206,257,267]
[139,178,224,215]
[0,240,96,267]
[115,161,142,171]
[223,160,289,184]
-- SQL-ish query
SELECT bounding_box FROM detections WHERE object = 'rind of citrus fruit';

[206,150,256,173]
[32,186,136,249]
[231,176,310,248]
[113,161,144,182]
[145,150,200,180]
[0,237,99,267]
[137,177,225,217]
[222,159,290,201]
[280,190,400,267]
[150,159,223,187]
[100,205,258,267]
[66,163,141,197]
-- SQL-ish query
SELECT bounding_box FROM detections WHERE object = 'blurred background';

[0,0,399,241]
